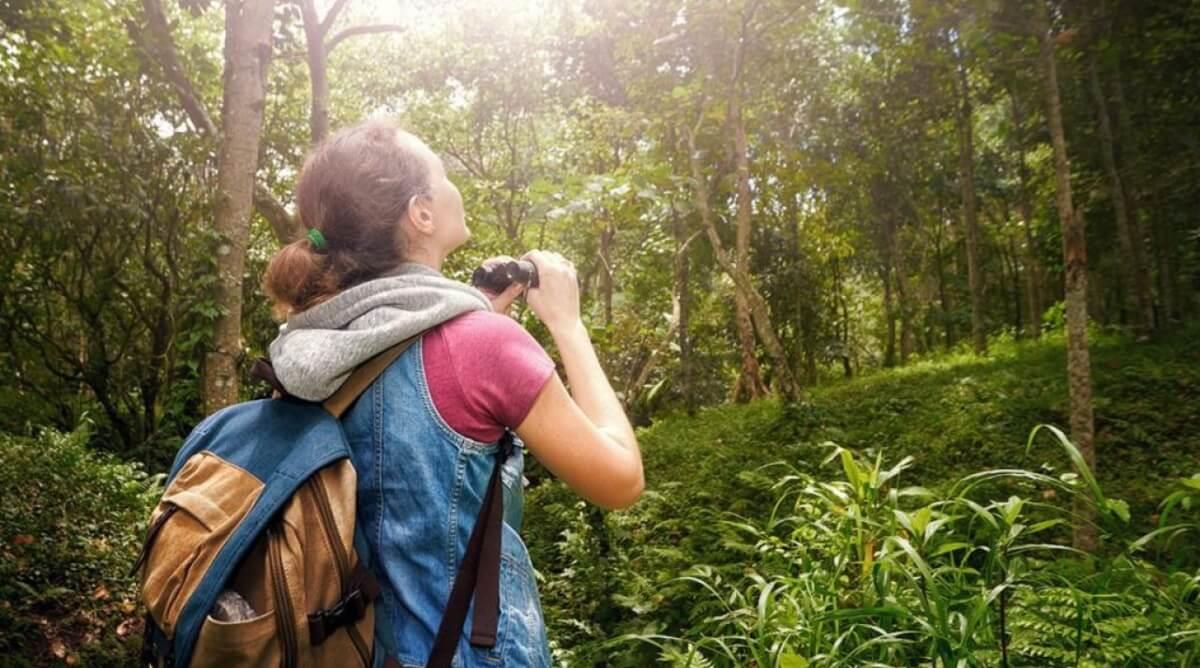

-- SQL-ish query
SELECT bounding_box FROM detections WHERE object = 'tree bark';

[1037,1,1097,552]
[1111,67,1176,326]
[202,0,275,414]
[300,0,331,145]
[598,222,615,327]
[1087,52,1155,337]
[1009,86,1043,338]
[137,0,302,244]
[881,263,897,368]
[933,210,955,348]
[886,211,916,363]
[832,257,853,378]
[674,214,695,415]
[686,123,802,402]
[724,3,770,401]
[957,53,987,354]
[730,94,767,401]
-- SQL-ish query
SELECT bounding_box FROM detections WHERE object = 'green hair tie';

[307,228,327,250]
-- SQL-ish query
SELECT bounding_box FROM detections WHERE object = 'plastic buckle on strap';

[498,430,516,459]
[308,588,367,646]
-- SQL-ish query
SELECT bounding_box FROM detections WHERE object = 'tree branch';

[325,24,406,55]
[137,0,216,135]
[136,0,302,243]
[319,0,353,36]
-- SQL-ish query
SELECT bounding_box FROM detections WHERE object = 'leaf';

[1106,498,1131,523]
[779,654,809,668]
[931,542,972,556]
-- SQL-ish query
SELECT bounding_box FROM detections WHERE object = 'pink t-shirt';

[421,311,557,443]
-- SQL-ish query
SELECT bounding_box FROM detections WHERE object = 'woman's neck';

[402,246,446,273]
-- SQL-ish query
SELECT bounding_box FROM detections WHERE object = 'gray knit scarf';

[267,262,492,401]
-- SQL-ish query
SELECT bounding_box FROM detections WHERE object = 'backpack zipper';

[269,524,298,668]
[310,474,371,666]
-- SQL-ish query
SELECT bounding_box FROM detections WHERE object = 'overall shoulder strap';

[322,334,423,418]
[426,432,516,668]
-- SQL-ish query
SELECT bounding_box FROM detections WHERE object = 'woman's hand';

[476,255,527,316]
[515,248,643,510]
[521,250,579,333]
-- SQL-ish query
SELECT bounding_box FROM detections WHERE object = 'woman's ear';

[405,193,436,236]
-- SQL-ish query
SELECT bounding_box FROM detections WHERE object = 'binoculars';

[471,259,540,294]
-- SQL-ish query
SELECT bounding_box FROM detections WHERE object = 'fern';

[658,642,716,668]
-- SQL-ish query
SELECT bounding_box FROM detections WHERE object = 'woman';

[261,119,643,667]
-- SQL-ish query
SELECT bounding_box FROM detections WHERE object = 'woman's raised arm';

[514,251,643,510]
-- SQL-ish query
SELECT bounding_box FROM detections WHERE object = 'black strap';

[426,433,515,668]
[250,357,290,398]
[140,614,174,668]
[308,561,382,646]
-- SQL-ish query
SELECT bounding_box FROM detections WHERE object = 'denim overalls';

[342,338,553,667]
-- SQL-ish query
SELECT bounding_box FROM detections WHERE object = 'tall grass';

[631,426,1200,667]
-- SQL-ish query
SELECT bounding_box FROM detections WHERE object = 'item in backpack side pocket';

[210,589,258,622]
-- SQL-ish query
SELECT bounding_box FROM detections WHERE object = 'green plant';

[626,428,1200,666]
[0,423,159,666]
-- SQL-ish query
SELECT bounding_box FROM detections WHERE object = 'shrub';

[0,423,158,666]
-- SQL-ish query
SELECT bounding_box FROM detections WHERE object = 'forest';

[1,0,1199,665]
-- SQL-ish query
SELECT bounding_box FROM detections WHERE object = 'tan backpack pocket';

[136,452,264,636]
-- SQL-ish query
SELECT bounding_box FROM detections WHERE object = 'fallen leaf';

[92,585,110,601]
[116,618,138,638]
[12,534,34,546]
[49,639,67,659]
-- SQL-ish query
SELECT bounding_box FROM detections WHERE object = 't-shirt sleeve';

[428,312,556,442]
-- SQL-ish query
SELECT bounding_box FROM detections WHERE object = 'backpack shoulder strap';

[322,334,424,418]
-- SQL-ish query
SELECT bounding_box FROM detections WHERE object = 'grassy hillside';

[2,327,1196,664]
[525,326,1200,665]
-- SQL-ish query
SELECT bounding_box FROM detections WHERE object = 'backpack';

[132,333,514,668]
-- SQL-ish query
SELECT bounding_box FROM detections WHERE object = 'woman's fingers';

[487,281,525,316]
[521,249,580,331]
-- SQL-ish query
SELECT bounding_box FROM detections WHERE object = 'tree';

[1085,34,1154,337]
[202,0,275,414]
[729,1,770,401]
[135,0,300,244]
[954,13,987,355]
[298,0,403,144]
[1035,0,1097,551]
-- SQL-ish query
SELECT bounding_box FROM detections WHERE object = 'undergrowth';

[525,327,1200,665]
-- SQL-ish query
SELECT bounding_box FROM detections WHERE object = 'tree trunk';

[881,264,897,368]
[934,213,954,348]
[1087,52,1154,337]
[300,0,331,144]
[1037,2,1097,552]
[599,222,615,327]
[1006,230,1024,333]
[686,123,802,402]
[137,0,302,244]
[887,213,916,364]
[957,56,987,355]
[1009,87,1043,338]
[674,215,695,415]
[202,0,275,414]
[731,108,767,401]
[832,257,853,378]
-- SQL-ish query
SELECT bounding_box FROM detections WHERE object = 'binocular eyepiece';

[471,259,540,294]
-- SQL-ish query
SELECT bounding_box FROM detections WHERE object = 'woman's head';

[263,119,468,317]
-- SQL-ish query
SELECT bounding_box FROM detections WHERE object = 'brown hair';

[262,119,432,317]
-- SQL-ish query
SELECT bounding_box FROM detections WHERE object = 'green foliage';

[524,329,1200,665]
[0,423,159,665]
